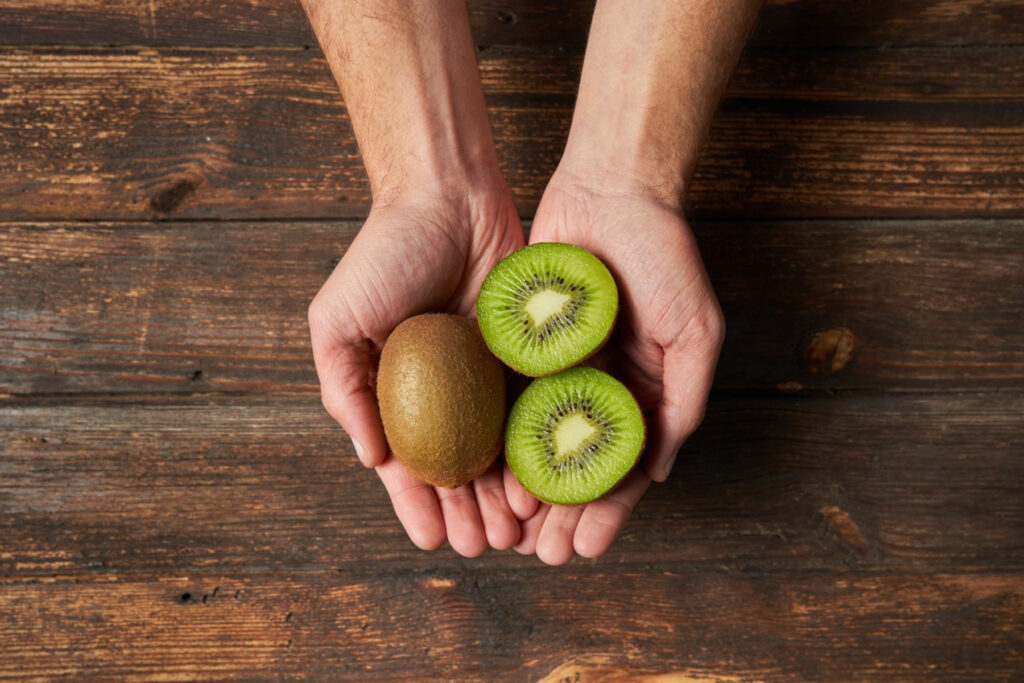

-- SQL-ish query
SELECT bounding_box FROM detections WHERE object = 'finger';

[309,301,388,468]
[322,361,388,468]
[535,505,585,566]
[436,484,488,558]
[473,466,520,550]
[645,337,719,483]
[573,470,651,559]
[376,458,445,551]
[503,466,540,520]
[513,504,549,555]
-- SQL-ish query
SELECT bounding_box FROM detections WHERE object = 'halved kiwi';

[476,243,618,377]
[505,366,645,505]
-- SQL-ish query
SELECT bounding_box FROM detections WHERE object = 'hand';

[512,169,726,565]
[308,187,540,556]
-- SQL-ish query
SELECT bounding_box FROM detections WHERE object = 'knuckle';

[704,302,727,347]
[320,389,344,422]
[681,407,707,436]
[307,294,328,335]
[712,305,726,342]
[688,302,726,354]
[596,497,631,529]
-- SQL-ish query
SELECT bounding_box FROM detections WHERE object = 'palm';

[531,186,717,414]
[513,180,724,564]
[342,197,522,323]
[309,193,535,556]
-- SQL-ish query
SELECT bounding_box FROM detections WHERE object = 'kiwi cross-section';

[476,243,618,377]
[505,366,645,505]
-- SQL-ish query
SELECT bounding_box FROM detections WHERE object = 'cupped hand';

[308,188,539,556]
[514,170,726,564]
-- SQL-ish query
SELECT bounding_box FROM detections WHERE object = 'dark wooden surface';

[2,220,1022,394]
[2,46,1022,220]
[3,0,1023,47]
[2,1,1023,680]
[3,392,1023,573]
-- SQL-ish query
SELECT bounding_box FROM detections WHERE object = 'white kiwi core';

[551,414,598,464]
[524,289,572,327]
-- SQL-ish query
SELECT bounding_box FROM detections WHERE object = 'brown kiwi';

[376,313,506,488]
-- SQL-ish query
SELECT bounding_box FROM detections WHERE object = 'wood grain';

[2,392,1022,574]
[0,570,1020,680]
[2,0,1023,48]
[0,222,336,394]
[3,3,1021,680]
[2,221,1022,394]
[1,48,1022,221]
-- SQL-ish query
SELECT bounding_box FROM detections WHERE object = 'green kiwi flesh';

[376,313,506,488]
[505,366,645,504]
[476,243,618,376]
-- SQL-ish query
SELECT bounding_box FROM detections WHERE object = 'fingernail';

[662,450,678,481]
[351,437,367,466]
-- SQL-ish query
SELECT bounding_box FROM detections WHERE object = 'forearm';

[301,0,502,203]
[562,0,761,206]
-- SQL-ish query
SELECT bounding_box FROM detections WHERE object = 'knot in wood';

[803,328,856,375]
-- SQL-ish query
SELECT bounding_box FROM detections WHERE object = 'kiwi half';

[476,243,618,377]
[505,366,645,505]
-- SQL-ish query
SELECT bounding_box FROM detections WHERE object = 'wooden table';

[2,1,1022,679]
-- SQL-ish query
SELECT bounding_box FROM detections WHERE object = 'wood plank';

[0,570,1020,679]
[701,220,1024,391]
[1,48,1022,221]
[2,0,1023,48]
[2,393,1022,574]
[2,220,1022,394]
[0,222,336,394]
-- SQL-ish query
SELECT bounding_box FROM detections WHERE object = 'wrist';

[369,167,516,246]
[372,160,509,211]
[558,76,695,210]
[307,0,503,209]
[551,150,688,213]
[369,130,506,211]
[556,0,761,213]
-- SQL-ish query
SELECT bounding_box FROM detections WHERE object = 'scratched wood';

[0,571,1020,680]
[2,220,1021,394]
[0,48,1022,221]
[1,0,1022,48]
[2,392,1022,574]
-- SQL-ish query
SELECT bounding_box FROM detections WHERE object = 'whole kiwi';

[377,313,506,488]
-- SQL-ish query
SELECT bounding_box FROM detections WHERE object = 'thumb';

[645,334,721,483]
[308,299,389,468]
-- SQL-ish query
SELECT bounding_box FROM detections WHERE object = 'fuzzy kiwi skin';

[376,314,506,488]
